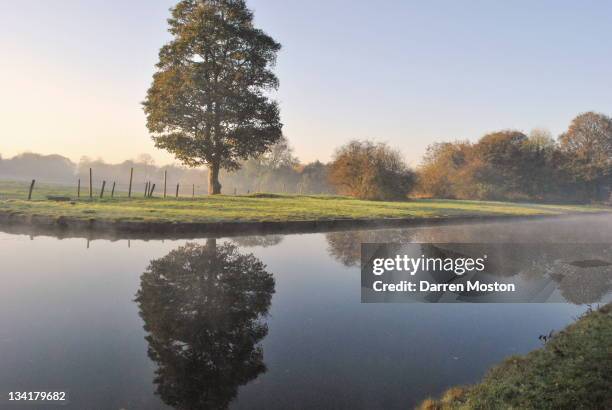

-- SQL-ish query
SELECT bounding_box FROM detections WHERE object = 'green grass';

[0,180,608,224]
[417,303,612,410]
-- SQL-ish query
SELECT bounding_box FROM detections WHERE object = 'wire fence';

[0,168,216,201]
[0,167,326,201]
[0,168,304,201]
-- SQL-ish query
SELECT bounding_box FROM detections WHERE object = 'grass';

[416,303,612,410]
[0,179,608,224]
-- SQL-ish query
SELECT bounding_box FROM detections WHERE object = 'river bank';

[417,303,612,409]
[0,196,608,237]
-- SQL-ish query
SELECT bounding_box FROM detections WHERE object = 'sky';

[1,0,612,167]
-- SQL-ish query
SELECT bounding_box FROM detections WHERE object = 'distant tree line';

[0,153,75,183]
[2,111,609,202]
[220,138,334,194]
[417,112,612,202]
[0,138,334,195]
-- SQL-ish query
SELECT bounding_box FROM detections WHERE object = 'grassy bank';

[0,180,608,226]
[417,304,612,410]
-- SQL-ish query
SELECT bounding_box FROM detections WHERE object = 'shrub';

[328,140,415,200]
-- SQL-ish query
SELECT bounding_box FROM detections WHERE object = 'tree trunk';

[208,162,222,195]
[205,238,217,252]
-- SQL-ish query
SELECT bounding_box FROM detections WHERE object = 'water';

[0,214,610,409]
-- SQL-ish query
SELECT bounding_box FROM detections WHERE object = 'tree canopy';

[559,112,612,199]
[328,140,415,200]
[418,114,612,202]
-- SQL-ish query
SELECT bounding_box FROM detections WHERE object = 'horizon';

[2,0,612,167]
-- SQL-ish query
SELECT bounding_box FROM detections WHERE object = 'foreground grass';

[0,180,608,224]
[417,304,612,410]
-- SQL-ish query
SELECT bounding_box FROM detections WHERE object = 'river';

[0,214,610,409]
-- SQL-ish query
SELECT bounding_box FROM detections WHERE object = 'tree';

[299,161,335,194]
[136,153,156,180]
[521,129,561,200]
[527,128,556,151]
[259,136,299,169]
[417,130,567,201]
[417,141,473,198]
[559,112,612,200]
[144,0,283,194]
[135,240,274,409]
[328,140,415,200]
[472,130,530,199]
[236,136,299,192]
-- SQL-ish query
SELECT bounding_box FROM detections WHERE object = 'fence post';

[149,184,156,197]
[192,184,195,199]
[144,182,149,198]
[234,187,237,195]
[164,170,167,199]
[111,181,116,198]
[176,183,180,198]
[89,168,93,198]
[27,179,36,200]
[100,181,106,198]
[128,168,133,198]
[77,179,81,198]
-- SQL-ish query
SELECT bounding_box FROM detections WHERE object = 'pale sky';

[1,0,612,167]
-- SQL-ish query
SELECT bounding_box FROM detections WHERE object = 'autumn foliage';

[417,112,612,202]
[328,140,415,200]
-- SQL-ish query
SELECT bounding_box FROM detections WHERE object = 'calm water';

[0,214,611,409]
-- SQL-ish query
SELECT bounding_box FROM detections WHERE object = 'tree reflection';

[326,229,416,266]
[335,228,612,304]
[230,235,283,248]
[520,246,612,304]
[135,239,275,410]
[550,261,612,305]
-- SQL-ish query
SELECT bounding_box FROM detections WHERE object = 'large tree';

[144,0,283,194]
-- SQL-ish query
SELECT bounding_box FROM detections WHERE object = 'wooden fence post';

[77,179,81,198]
[176,183,180,198]
[89,168,93,198]
[144,182,149,198]
[164,170,167,199]
[128,168,133,198]
[149,184,156,197]
[192,184,195,199]
[111,181,116,198]
[234,187,237,195]
[100,181,106,198]
[27,179,36,200]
